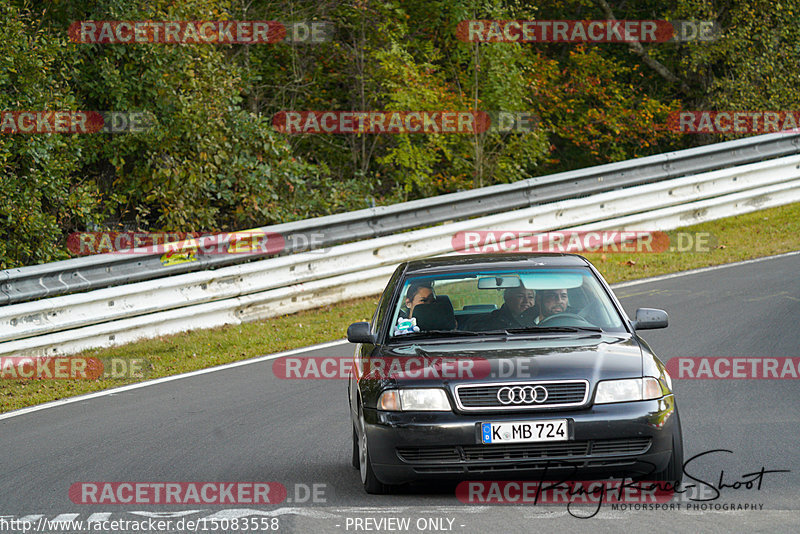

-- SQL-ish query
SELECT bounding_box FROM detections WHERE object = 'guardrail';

[2,150,799,358]
[3,131,799,306]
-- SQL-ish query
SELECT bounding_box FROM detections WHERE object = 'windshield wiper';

[505,326,603,334]
[391,326,604,340]
[391,329,486,340]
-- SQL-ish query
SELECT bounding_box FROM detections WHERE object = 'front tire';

[357,404,391,494]
[351,425,360,469]
[652,416,684,488]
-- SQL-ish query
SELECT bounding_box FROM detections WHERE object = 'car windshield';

[389,268,626,338]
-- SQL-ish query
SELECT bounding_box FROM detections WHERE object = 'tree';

[0,0,98,268]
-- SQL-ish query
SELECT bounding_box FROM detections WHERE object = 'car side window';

[372,265,405,336]
[578,280,618,327]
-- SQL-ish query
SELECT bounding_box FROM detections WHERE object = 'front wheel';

[357,404,391,494]
[652,417,684,488]
[351,425,360,469]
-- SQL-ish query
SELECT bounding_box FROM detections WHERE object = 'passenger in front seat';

[468,286,535,331]
[398,282,434,319]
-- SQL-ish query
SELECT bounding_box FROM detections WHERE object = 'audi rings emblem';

[496,385,549,405]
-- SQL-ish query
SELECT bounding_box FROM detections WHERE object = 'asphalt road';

[2,252,799,533]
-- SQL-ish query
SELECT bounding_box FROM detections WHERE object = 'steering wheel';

[537,312,595,327]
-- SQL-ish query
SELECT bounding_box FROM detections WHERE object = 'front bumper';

[364,396,678,485]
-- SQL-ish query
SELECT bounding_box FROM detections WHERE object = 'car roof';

[402,253,590,276]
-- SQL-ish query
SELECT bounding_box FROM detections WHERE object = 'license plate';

[481,419,568,444]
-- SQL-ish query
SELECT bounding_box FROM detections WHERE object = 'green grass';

[578,204,800,282]
[2,202,800,413]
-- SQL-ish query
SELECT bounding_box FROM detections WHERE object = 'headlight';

[595,377,663,404]
[378,389,452,411]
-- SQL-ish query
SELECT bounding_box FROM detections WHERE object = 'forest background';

[2,0,797,269]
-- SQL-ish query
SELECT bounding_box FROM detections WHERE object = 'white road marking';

[612,250,800,289]
[0,339,348,421]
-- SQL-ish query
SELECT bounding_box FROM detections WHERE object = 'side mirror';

[347,322,376,344]
[632,308,668,330]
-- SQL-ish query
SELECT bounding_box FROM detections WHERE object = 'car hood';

[371,334,643,386]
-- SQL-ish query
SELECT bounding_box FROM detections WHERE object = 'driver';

[534,288,569,323]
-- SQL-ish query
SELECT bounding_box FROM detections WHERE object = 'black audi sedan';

[346,253,682,494]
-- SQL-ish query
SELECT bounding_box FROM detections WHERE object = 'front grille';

[466,459,584,472]
[462,441,589,461]
[455,381,588,410]
[397,447,461,463]
[396,438,651,468]
[590,438,651,455]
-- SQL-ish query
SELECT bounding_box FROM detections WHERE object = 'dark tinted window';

[372,264,405,337]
